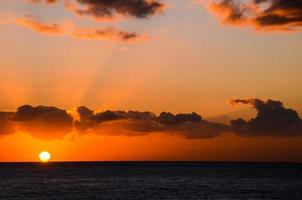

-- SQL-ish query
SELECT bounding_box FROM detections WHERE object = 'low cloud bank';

[75,107,230,138]
[0,98,301,140]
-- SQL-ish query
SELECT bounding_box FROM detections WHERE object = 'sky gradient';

[0,0,302,162]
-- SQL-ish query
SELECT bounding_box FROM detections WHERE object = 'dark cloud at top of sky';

[254,0,302,27]
[23,0,164,42]
[32,0,165,20]
[208,0,302,31]
[73,0,165,19]
[230,98,302,136]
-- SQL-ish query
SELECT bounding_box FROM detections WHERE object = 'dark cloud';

[158,112,202,125]
[25,0,165,42]
[0,100,301,140]
[255,0,302,27]
[208,0,302,31]
[13,105,73,140]
[75,108,159,133]
[68,0,165,20]
[77,106,94,120]
[32,0,165,20]
[75,108,230,139]
[230,98,302,136]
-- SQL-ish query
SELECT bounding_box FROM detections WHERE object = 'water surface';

[0,162,301,199]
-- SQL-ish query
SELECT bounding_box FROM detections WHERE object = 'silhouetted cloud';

[65,0,165,21]
[13,105,73,140]
[75,108,230,139]
[0,100,301,140]
[230,98,302,136]
[158,112,202,125]
[208,0,302,31]
[77,106,94,120]
[32,0,165,21]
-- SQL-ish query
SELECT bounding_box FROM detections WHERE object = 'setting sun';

[39,151,51,162]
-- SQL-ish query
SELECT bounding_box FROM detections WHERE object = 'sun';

[39,151,51,162]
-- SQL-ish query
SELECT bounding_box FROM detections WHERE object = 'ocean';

[0,162,301,199]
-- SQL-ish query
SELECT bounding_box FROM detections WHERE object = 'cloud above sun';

[1,0,302,41]
[62,0,165,21]
[9,105,73,140]
[207,0,302,32]
[0,98,301,140]
[75,107,230,139]
[16,15,65,35]
[15,15,147,42]
[1,0,166,42]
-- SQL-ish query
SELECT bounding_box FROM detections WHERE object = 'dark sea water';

[0,162,301,200]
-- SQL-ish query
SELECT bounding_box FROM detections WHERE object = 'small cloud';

[206,0,302,32]
[72,27,148,42]
[16,15,64,35]
[13,15,146,42]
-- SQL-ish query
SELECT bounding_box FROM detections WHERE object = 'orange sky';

[0,0,302,162]
[1,131,302,162]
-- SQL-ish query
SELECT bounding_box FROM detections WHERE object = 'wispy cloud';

[13,15,147,42]
[72,27,148,42]
[1,0,166,42]
[16,15,65,35]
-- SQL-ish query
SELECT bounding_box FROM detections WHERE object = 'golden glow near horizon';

[39,151,51,162]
